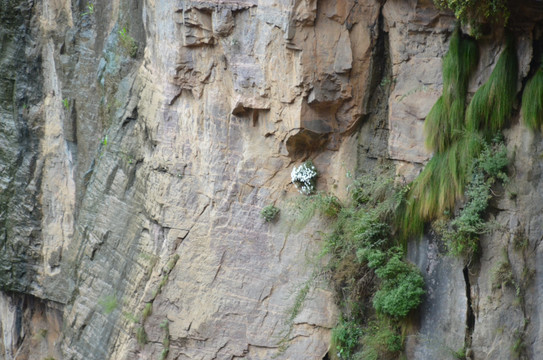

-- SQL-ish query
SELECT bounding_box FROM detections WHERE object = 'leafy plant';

[82,3,94,16]
[433,0,510,29]
[261,205,280,222]
[369,250,425,318]
[291,160,318,195]
[358,318,403,360]
[435,139,508,258]
[63,98,69,110]
[331,317,363,359]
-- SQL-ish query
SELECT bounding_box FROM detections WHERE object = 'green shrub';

[521,67,543,131]
[359,318,403,359]
[433,0,510,27]
[436,139,508,258]
[261,205,279,222]
[332,317,363,359]
[371,251,425,318]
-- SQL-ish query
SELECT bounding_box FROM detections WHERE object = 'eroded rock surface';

[2,0,543,359]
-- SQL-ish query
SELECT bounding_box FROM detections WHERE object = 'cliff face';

[2,0,543,359]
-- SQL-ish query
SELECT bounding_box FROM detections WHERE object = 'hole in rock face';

[285,129,330,160]
[322,351,331,360]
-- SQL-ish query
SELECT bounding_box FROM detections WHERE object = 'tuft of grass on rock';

[521,67,543,131]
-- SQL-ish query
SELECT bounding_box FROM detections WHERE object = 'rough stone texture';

[407,235,467,359]
[3,0,543,359]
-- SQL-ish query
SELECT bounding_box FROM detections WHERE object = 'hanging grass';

[399,132,483,240]
[521,67,543,131]
[425,29,478,153]
[466,35,518,136]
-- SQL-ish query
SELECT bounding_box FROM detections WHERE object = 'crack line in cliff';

[463,266,475,351]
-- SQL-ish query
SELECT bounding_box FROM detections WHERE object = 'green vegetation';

[401,33,516,242]
[261,205,280,222]
[118,27,138,58]
[357,318,403,360]
[434,139,508,258]
[159,320,170,360]
[62,98,69,110]
[317,167,424,358]
[134,253,179,347]
[82,3,94,16]
[521,67,543,131]
[425,29,478,153]
[331,317,363,359]
[142,303,152,322]
[370,249,425,318]
[400,133,483,239]
[491,249,514,290]
[433,0,510,29]
[289,192,342,232]
[136,326,147,345]
[99,295,118,314]
[466,36,518,136]
[452,347,467,360]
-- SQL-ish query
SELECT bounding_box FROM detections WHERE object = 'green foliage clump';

[521,67,543,131]
[99,295,118,314]
[425,29,478,153]
[433,0,509,28]
[466,36,518,136]
[435,139,508,258]
[261,205,280,222]
[357,318,403,360]
[331,317,363,359]
[321,169,424,358]
[403,33,516,242]
[361,248,425,318]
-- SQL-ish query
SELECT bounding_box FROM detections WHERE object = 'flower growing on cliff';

[291,161,318,195]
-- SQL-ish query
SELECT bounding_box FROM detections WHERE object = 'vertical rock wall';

[2,0,543,359]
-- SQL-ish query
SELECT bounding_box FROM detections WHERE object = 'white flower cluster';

[291,161,318,195]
